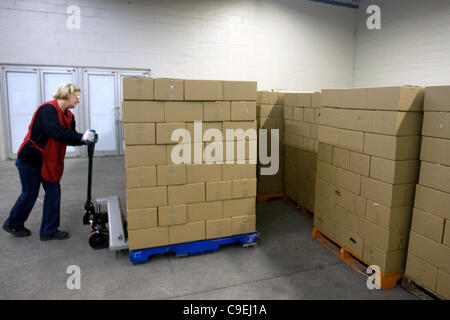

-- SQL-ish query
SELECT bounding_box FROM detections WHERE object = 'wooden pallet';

[401,276,440,300]
[257,192,286,203]
[283,196,314,221]
[312,227,404,290]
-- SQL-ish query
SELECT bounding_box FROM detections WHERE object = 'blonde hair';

[53,83,81,99]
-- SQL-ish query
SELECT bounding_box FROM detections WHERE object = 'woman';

[3,83,98,241]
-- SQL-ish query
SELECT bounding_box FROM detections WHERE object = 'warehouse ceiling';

[308,0,361,9]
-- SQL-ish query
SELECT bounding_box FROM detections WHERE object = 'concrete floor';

[0,156,417,300]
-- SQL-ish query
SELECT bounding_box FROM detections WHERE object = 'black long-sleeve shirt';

[18,104,85,167]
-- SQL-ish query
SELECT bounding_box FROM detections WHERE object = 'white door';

[84,70,118,155]
[41,68,79,156]
[4,68,40,156]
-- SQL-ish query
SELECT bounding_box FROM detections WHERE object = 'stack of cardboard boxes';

[256,91,285,195]
[314,86,424,275]
[283,92,321,212]
[404,86,450,299]
[123,78,258,251]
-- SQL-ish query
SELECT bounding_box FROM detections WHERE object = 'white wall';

[354,0,450,87]
[0,0,356,91]
[0,0,357,160]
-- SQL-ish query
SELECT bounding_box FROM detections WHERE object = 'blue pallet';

[129,232,259,264]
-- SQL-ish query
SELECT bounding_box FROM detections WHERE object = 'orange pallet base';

[257,192,286,203]
[312,227,404,290]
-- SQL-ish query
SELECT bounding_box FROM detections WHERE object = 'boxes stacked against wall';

[314,86,424,275]
[404,86,450,299]
[283,92,320,212]
[256,91,285,195]
[123,78,258,251]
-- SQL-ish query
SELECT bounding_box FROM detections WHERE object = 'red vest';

[17,100,73,182]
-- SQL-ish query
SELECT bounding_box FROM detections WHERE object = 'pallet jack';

[83,138,128,251]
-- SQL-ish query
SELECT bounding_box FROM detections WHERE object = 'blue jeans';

[4,158,61,236]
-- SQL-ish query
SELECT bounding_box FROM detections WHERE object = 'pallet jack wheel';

[89,231,108,249]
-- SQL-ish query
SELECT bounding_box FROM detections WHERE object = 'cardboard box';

[408,231,442,268]
[349,151,370,176]
[316,160,336,184]
[157,165,186,186]
[158,204,187,227]
[422,112,450,139]
[154,78,184,101]
[231,215,256,235]
[436,270,450,300]
[186,164,222,183]
[304,108,316,124]
[123,77,154,100]
[334,204,359,234]
[232,178,257,199]
[363,242,407,273]
[370,111,423,136]
[203,101,231,121]
[128,226,169,251]
[296,93,312,108]
[364,134,421,161]
[127,208,158,230]
[366,200,412,230]
[320,89,340,108]
[124,123,155,145]
[206,218,232,239]
[258,105,284,118]
[186,122,223,142]
[419,161,450,194]
[223,121,257,141]
[284,93,297,106]
[315,177,337,202]
[156,123,186,145]
[167,183,205,205]
[361,176,415,207]
[258,117,284,129]
[125,145,166,168]
[415,184,450,220]
[314,195,334,219]
[126,166,157,188]
[334,224,364,257]
[366,86,424,111]
[444,222,450,248]
[187,201,222,222]
[297,123,311,138]
[424,86,450,112]
[369,158,419,184]
[293,107,304,122]
[312,93,321,108]
[420,137,450,167]
[340,88,367,109]
[126,186,167,210]
[318,126,364,153]
[439,242,450,274]
[206,180,232,201]
[318,143,333,164]
[185,80,222,101]
[334,167,361,195]
[222,164,256,180]
[332,148,350,170]
[258,91,280,105]
[169,221,205,244]
[223,198,256,218]
[284,106,294,119]
[122,101,164,123]
[334,187,366,217]
[166,143,203,165]
[358,218,409,251]
[410,207,445,243]
[165,101,203,122]
[231,101,256,121]
[223,81,257,101]
[405,253,438,293]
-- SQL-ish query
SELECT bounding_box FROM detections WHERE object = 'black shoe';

[40,230,70,241]
[3,225,31,237]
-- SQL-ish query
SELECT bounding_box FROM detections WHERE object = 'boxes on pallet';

[314,86,424,275]
[404,85,450,299]
[123,77,257,252]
